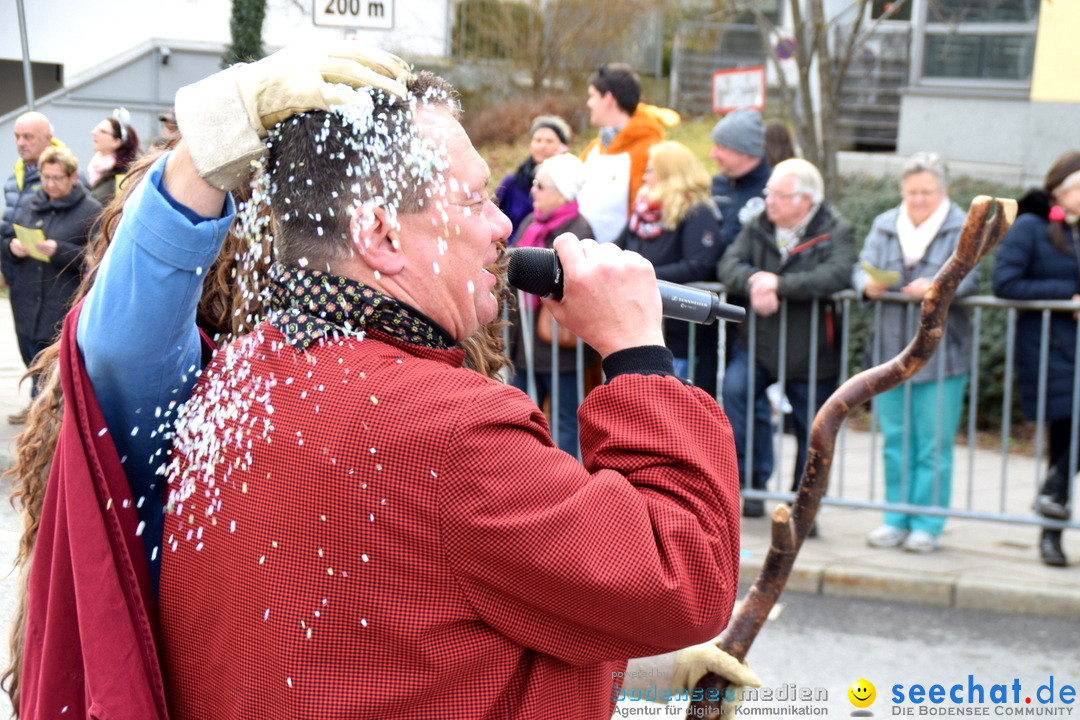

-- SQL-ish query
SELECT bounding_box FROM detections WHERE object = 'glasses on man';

[763,188,802,201]
[41,173,71,183]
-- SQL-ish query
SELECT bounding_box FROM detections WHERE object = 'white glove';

[671,641,761,694]
[175,43,413,190]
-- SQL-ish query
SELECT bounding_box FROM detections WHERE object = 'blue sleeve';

[77,152,234,489]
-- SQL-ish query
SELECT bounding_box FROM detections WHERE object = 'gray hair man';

[2,111,57,423]
[717,158,855,508]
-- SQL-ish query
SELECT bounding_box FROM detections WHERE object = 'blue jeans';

[511,370,581,458]
[723,345,836,491]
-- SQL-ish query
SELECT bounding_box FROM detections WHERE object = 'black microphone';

[506,247,746,325]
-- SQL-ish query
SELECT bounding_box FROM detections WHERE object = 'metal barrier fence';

[507,284,1080,531]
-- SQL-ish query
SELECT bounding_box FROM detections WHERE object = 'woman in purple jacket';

[494,115,571,236]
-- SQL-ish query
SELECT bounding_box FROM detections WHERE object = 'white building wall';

[0,0,451,200]
[0,0,450,79]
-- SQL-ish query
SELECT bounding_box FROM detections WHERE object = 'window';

[923,32,1035,80]
[928,0,1038,24]
[913,0,1039,86]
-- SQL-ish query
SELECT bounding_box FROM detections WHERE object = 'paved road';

[616,591,1080,719]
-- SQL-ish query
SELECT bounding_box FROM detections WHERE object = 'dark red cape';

[20,300,169,720]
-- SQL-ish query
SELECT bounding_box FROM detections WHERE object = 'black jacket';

[992,193,1080,422]
[711,160,771,251]
[8,182,101,343]
[617,200,723,356]
[717,202,855,380]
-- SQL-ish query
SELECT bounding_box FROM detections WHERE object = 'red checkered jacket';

[160,326,739,719]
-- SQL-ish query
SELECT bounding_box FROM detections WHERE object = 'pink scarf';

[514,200,580,308]
[515,200,580,250]
[88,152,116,188]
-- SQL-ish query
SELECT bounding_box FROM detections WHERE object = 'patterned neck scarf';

[266,263,454,351]
[628,194,664,240]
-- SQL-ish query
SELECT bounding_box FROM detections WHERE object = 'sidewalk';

[0,296,32,473]
[0,296,1078,624]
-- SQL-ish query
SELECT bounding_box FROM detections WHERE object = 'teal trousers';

[877,375,968,536]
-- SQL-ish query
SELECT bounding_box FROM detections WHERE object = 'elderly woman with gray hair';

[853,151,974,554]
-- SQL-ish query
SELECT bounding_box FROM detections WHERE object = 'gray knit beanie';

[710,109,765,158]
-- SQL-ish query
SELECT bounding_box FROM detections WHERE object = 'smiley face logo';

[848,678,876,708]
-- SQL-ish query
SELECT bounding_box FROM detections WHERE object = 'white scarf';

[775,201,821,259]
[896,198,950,267]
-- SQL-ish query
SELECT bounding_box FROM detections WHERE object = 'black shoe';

[1034,494,1070,520]
[1034,468,1070,519]
[742,499,765,518]
[1040,529,1068,567]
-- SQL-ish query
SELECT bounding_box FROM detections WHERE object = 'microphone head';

[506,247,563,299]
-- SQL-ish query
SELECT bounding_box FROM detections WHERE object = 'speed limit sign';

[313,0,394,29]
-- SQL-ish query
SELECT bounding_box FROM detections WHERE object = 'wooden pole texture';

[685,196,1016,716]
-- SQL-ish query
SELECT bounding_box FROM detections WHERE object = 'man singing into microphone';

[38,44,746,717]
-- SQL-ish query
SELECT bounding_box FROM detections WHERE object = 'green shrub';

[222,0,266,68]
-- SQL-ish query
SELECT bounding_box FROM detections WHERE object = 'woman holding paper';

[852,152,974,554]
[7,145,100,404]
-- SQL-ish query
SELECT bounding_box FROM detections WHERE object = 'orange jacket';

[579,104,680,211]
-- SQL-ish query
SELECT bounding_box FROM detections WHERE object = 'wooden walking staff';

[685,195,1017,717]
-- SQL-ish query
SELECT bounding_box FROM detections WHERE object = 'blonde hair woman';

[616,140,723,380]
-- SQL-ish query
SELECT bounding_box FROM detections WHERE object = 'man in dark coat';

[718,158,855,504]
[3,113,55,287]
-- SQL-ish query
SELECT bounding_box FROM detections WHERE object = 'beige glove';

[672,641,761,710]
[175,43,413,190]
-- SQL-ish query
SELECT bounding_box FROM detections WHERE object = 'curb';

[739,557,1080,620]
